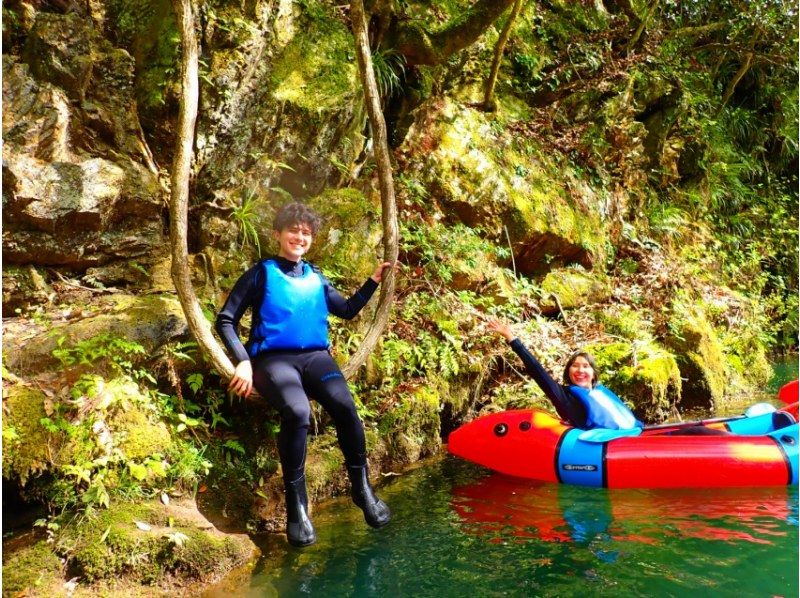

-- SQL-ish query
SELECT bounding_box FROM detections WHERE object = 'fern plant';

[230,189,262,257]
[371,48,406,98]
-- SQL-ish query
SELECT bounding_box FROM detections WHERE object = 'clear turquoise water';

[206,357,799,597]
[209,457,799,598]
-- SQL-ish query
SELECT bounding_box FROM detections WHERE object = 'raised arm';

[487,319,588,427]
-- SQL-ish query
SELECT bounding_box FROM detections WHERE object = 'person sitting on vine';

[487,318,642,431]
[216,201,393,547]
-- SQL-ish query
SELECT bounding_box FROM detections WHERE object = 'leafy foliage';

[229,188,263,257]
[371,48,407,98]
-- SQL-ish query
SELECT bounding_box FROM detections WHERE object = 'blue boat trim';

[557,429,605,488]
[554,429,570,484]
[767,424,799,485]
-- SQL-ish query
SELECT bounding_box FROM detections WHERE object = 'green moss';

[377,385,441,464]
[540,266,611,312]
[400,219,501,289]
[715,296,775,388]
[3,385,55,484]
[410,99,607,268]
[305,434,346,498]
[110,407,172,461]
[666,300,728,407]
[586,340,682,421]
[505,162,604,257]
[2,370,210,512]
[104,0,179,111]
[59,500,250,584]
[1,540,63,596]
[306,188,382,283]
[270,10,358,114]
[597,306,654,340]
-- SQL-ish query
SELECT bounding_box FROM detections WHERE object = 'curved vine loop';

[169,0,234,380]
[169,0,396,382]
[342,0,400,379]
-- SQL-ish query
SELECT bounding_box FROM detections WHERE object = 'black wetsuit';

[508,338,590,428]
[216,256,378,482]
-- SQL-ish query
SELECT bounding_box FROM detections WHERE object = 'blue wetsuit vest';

[568,384,643,430]
[248,259,329,356]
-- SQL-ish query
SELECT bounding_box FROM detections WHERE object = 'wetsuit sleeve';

[322,275,379,320]
[508,338,588,427]
[214,265,261,364]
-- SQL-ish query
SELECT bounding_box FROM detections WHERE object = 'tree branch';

[484,0,524,110]
[391,0,516,66]
[170,0,234,380]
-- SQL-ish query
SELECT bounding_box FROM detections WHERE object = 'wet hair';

[272,202,323,235]
[562,351,599,387]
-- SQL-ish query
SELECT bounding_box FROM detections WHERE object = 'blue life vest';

[248,259,329,356]
[568,384,642,430]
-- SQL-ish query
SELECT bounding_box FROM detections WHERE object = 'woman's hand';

[228,360,253,398]
[487,318,515,342]
[370,261,394,283]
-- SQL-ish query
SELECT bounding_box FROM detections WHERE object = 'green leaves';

[371,49,407,98]
[175,413,201,433]
[52,334,152,382]
[230,188,262,257]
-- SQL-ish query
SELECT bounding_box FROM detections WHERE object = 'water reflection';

[209,458,798,597]
[452,473,797,547]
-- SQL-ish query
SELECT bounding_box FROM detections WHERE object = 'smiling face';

[567,356,595,389]
[273,222,314,262]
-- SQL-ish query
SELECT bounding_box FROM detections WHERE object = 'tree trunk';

[484,0,524,110]
[626,0,660,54]
[170,0,234,380]
[343,0,400,379]
[718,31,760,111]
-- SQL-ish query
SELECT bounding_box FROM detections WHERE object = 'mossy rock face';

[725,338,772,390]
[666,303,727,409]
[596,306,654,341]
[585,340,682,422]
[400,98,607,276]
[1,538,64,597]
[3,293,188,376]
[3,376,180,503]
[304,433,347,501]
[713,293,774,391]
[307,188,383,283]
[109,402,173,461]
[400,218,502,291]
[377,385,442,465]
[539,267,611,315]
[195,2,365,207]
[269,17,357,115]
[57,500,254,584]
[2,384,54,484]
[5,14,165,270]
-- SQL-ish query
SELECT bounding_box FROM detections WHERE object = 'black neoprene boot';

[284,474,316,547]
[347,464,391,528]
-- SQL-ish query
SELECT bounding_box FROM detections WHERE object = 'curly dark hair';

[272,202,323,235]
[562,351,599,387]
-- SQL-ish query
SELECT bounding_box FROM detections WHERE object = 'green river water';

[206,361,799,597]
